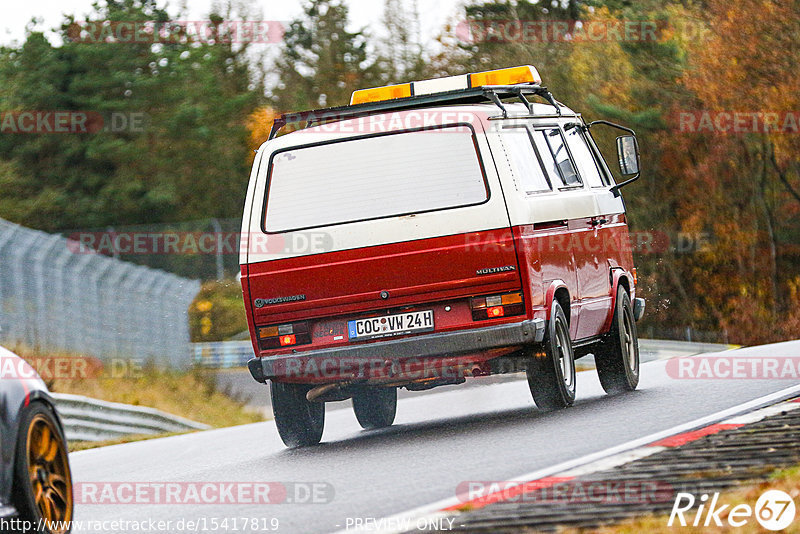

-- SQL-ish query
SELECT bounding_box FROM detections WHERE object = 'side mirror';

[616,135,639,176]
[585,120,641,196]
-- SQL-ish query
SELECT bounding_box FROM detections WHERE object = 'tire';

[595,286,640,394]
[527,300,576,410]
[352,387,397,429]
[270,382,325,447]
[12,402,73,534]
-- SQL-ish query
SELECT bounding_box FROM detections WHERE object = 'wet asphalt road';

[70,340,800,534]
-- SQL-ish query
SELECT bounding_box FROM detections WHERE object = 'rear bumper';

[248,319,546,383]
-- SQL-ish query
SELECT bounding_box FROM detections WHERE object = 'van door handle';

[591,218,608,227]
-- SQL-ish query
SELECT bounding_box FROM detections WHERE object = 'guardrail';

[194,341,255,368]
[53,393,210,443]
[193,339,739,369]
[638,338,737,357]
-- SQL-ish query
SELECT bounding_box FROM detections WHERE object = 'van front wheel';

[595,286,640,394]
[527,300,576,410]
[352,387,397,429]
[270,382,325,447]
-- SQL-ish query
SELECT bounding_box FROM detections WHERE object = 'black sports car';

[1,346,73,533]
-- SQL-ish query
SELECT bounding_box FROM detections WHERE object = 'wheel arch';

[544,280,571,325]
[603,269,635,333]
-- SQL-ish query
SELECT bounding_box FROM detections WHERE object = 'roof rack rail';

[267,84,563,140]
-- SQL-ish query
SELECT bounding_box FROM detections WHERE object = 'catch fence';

[0,218,199,366]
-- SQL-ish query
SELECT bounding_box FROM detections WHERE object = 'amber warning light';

[350,65,542,105]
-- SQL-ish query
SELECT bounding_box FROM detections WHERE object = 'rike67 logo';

[669,490,796,530]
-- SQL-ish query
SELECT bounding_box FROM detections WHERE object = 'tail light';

[257,322,311,350]
[487,306,505,318]
[471,292,524,321]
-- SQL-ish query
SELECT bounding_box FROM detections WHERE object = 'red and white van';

[241,66,645,447]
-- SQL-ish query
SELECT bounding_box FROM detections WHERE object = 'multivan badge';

[476,266,517,276]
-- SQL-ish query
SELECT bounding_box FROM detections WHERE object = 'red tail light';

[471,292,524,321]
[487,306,505,318]
[257,322,310,350]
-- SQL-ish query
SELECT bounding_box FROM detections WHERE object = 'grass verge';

[12,346,264,448]
[68,432,188,452]
[48,364,264,429]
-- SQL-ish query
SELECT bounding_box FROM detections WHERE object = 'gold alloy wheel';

[26,413,73,533]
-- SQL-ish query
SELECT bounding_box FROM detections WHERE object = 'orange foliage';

[673,0,800,344]
[682,0,800,165]
[246,107,279,163]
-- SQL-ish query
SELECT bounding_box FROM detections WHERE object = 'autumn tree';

[677,0,800,343]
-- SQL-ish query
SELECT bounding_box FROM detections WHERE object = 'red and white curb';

[333,384,800,534]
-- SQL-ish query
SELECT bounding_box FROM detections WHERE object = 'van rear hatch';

[242,119,522,336]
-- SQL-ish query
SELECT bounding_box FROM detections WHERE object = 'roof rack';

[267,84,564,140]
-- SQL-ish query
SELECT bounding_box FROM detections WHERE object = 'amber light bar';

[350,65,542,105]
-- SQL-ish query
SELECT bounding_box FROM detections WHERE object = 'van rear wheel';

[595,286,640,394]
[270,382,325,447]
[352,387,397,429]
[527,300,576,410]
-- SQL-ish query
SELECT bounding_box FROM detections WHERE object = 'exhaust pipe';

[306,380,365,402]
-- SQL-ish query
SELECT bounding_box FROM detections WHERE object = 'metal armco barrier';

[0,217,200,367]
[53,393,210,443]
[193,339,738,369]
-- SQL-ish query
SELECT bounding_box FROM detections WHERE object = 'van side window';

[533,129,581,188]
[584,130,614,186]
[565,127,606,188]
[502,127,552,193]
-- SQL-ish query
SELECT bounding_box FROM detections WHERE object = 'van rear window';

[263,125,488,233]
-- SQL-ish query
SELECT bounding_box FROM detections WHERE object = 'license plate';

[348,310,434,340]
